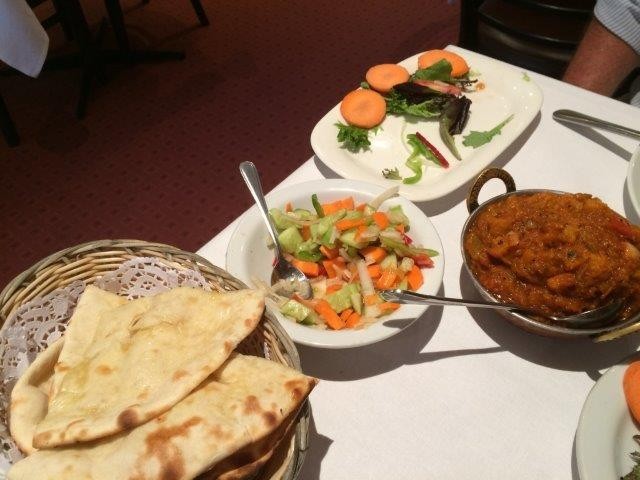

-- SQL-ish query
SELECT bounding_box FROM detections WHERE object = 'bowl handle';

[466,168,516,214]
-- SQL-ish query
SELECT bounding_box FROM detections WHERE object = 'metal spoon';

[239,161,312,299]
[379,289,624,328]
[553,109,640,140]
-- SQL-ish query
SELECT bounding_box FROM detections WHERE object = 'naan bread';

[8,354,317,480]
[11,287,126,454]
[33,287,265,448]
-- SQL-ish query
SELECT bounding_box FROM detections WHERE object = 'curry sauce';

[464,192,640,322]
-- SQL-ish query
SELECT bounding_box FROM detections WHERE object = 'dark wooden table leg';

[0,94,20,147]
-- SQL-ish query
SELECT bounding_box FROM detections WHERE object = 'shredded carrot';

[301,225,311,241]
[356,203,367,212]
[322,197,355,215]
[366,264,382,279]
[340,308,354,322]
[375,269,397,290]
[320,245,339,259]
[407,265,423,291]
[364,294,381,306]
[360,246,387,264]
[395,224,405,234]
[335,217,366,231]
[314,299,346,330]
[292,259,320,277]
[379,302,400,312]
[322,260,337,278]
[355,224,368,241]
[372,211,389,229]
[326,283,343,294]
[345,311,361,328]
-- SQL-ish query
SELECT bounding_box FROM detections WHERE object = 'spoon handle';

[239,162,282,256]
[379,289,521,311]
[553,109,640,140]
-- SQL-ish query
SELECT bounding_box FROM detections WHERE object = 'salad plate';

[310,45,543,202]
[225,179,445,348]
[576,354,639,480]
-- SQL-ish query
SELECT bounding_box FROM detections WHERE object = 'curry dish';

[464,192,640,322]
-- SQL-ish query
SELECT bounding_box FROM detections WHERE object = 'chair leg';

[52,0,75,41]
[190,0,209,26]
[0,94,19,147]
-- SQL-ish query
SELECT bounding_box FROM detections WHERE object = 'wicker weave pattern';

[0,239,308,480]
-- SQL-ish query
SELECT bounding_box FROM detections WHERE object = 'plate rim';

[576,352,639,480]
[225,178,445,348]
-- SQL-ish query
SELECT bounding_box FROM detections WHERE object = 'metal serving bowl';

[460,168,637,339]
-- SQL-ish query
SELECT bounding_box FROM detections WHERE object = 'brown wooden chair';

[459,0,595,78]
[139,0,209,26]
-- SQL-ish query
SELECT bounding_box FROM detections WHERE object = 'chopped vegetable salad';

[269,190,438,330]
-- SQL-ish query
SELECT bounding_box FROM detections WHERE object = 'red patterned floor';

[0,0,458,288]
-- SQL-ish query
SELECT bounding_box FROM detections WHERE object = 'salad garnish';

[334,122,376,152]
[462,115,514,149]
[266,190,438,330]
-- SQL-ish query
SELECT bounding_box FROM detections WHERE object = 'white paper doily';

[0,257,210,472]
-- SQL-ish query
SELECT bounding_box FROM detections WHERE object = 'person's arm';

[562,17,640,96]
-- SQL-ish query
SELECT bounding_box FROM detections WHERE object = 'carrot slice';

[375,269,397,290]
[335,218,366,231]
[365,63,410,94]
[345,311,361,328]
[418,49,469,77]
[292,259,320,277]
[624,361,640,423]
[407,265,424,291]
[320,245,339,259]
[372,211,389,229]
[326,283,343,294]
[314,299,346,330]
[340,89,386,129]
[301,225,311,241]
[285,202,293,213]
[367,264,382,279]
[360,246,387,264]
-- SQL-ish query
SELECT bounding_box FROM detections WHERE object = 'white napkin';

[0,0,49,77]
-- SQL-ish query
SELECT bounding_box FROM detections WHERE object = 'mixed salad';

[267,189,438,330]
[335,49,513,184]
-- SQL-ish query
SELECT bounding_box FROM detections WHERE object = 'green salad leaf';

[335,122,374,152]
[382,167,402,180]
[385,90,444,119]
[360,81,371,89]
[462,115,514,148]
[412,59,454,82]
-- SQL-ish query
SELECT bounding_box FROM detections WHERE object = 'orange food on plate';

[418,49,469,77]
[340,89,386,129]
[365,64,410,93]
[624,361,640,423]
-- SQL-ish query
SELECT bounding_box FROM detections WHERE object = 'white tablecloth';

[198,48,640,480]
[0,0,48,77]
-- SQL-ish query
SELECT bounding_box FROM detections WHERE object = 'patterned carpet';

[0,0,459,288]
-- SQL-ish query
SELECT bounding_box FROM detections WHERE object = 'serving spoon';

[239,161,312,299]
[379,289,625,328]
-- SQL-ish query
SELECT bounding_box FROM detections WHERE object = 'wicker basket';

[0,239,310,480]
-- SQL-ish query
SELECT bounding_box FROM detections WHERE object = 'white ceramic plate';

[226,179,445,348]
[626,146,640,219]
[310,46,543,202]
[576,355,639,479]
